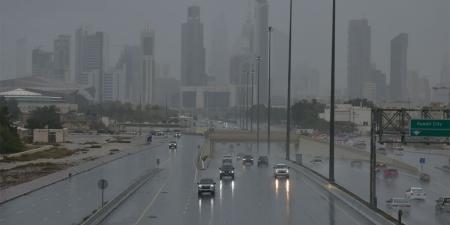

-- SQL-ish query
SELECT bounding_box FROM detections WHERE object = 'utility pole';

[246,70,250,130]
[256,56,261,152]
[329,0,336,183]
[286,0,293,160]
[251,66,255,132]
[268,26,272,155]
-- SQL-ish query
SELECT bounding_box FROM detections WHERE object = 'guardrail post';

[398,209,403,224]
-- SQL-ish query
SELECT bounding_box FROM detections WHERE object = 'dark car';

[242,155,254,165]
[435,197,450,212]
[219,165,235,180]
[197,178,216,197]
[168,141,177,149]
[257,156,269,167]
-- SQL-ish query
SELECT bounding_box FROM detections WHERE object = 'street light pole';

[256,56,261,152]
[286,0,293,160]
[329,0,336,183]
[251,66,255,132]
[246,70,250,130]
[268,26,273,155]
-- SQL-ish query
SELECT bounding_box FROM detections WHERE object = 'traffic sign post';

[97,179,108,207]
[419,157,426,171]
[410,119,450,137]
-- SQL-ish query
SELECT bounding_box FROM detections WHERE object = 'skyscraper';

[32,48,53,77]
[347,19,371,99]
[116,45,142,103]
[390,33,408,101]
[53,35,71,81]
[141,28,156,105]
[75,27,106,101]
[254,0,269,104]
[209,13,229,84]
[181,5,207,86]
[15,37,29,78]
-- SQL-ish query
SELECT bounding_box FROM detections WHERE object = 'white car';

[168,141,177,149]
[405,187,426,200]
[386,198,411,210]
[274,164,290,178]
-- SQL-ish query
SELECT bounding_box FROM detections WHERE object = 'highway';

[0,136,175,225]
[289,140,450,225]
[100,135,390,225]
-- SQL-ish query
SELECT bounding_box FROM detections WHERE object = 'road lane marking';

[132,161,171,225]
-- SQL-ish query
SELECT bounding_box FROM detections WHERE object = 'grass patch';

[89,145,102,148]
[2,148,77,162]
[0,162,70,189]
[82,141,98,145]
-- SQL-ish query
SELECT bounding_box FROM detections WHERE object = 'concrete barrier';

[1,145,53,159]
[80,169,160,225]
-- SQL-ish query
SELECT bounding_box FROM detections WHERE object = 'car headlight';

[210,185,214,187]
[231,171,234,173]
[286,169,289,173]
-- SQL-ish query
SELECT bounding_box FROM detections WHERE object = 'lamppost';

[256,56,262,152]
[251,66,255,132]
[268,26,272,155]
[329,0,336,183]
[286,0,293,160]
[246,69,250,130]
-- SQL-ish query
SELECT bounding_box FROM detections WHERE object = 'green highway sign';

[410,119,450,137]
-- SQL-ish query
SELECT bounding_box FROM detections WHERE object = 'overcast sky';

[0,0,448,96]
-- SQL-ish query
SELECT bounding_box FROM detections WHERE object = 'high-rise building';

[116,45,142,103]
[181,5,207,86]
[15,37,29,78]
[254,0,269,104]
[347,19,371,99]
[75,27,106,101]
[141,28,156,105]
[371,67,387,103]
[32,48,53,77]
[208,13,229,84]
[53,35,71,81]
[390,33,408,101]
[293,65,320,100]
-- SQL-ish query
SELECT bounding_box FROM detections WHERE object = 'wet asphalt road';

[0,136,173,225]
[101,137,382,225]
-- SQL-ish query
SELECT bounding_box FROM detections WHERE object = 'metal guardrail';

[80,168,160,225]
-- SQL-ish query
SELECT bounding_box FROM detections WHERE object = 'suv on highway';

[219,165,235,180]
[405,187,426,200]
[435,197,450,212]
[168,141,177,149]
[242,155,254,165]
[257,156,269,167]
[197,178,216,197]
[273,163,289,178]
[222,155,233,166]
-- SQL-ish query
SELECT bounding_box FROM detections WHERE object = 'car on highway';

[197,178,216,197]
[310,157,322,164]
[242,155,254,165]
[222,155,233,165]
[405,187,426,200]
[273,163,289,179]
[257,156,269,167]
[384,168,399,178]
[174,132,181,138]
[219,165,235,180]
[168,141,177,149]
[375,162,386,172]
[236,153,244,160]
[435,197,450,212]
[350,160,363,168]
[419,173,431,182]
[386,198,411,210]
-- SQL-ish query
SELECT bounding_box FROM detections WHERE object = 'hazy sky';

[0,0,449,96]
